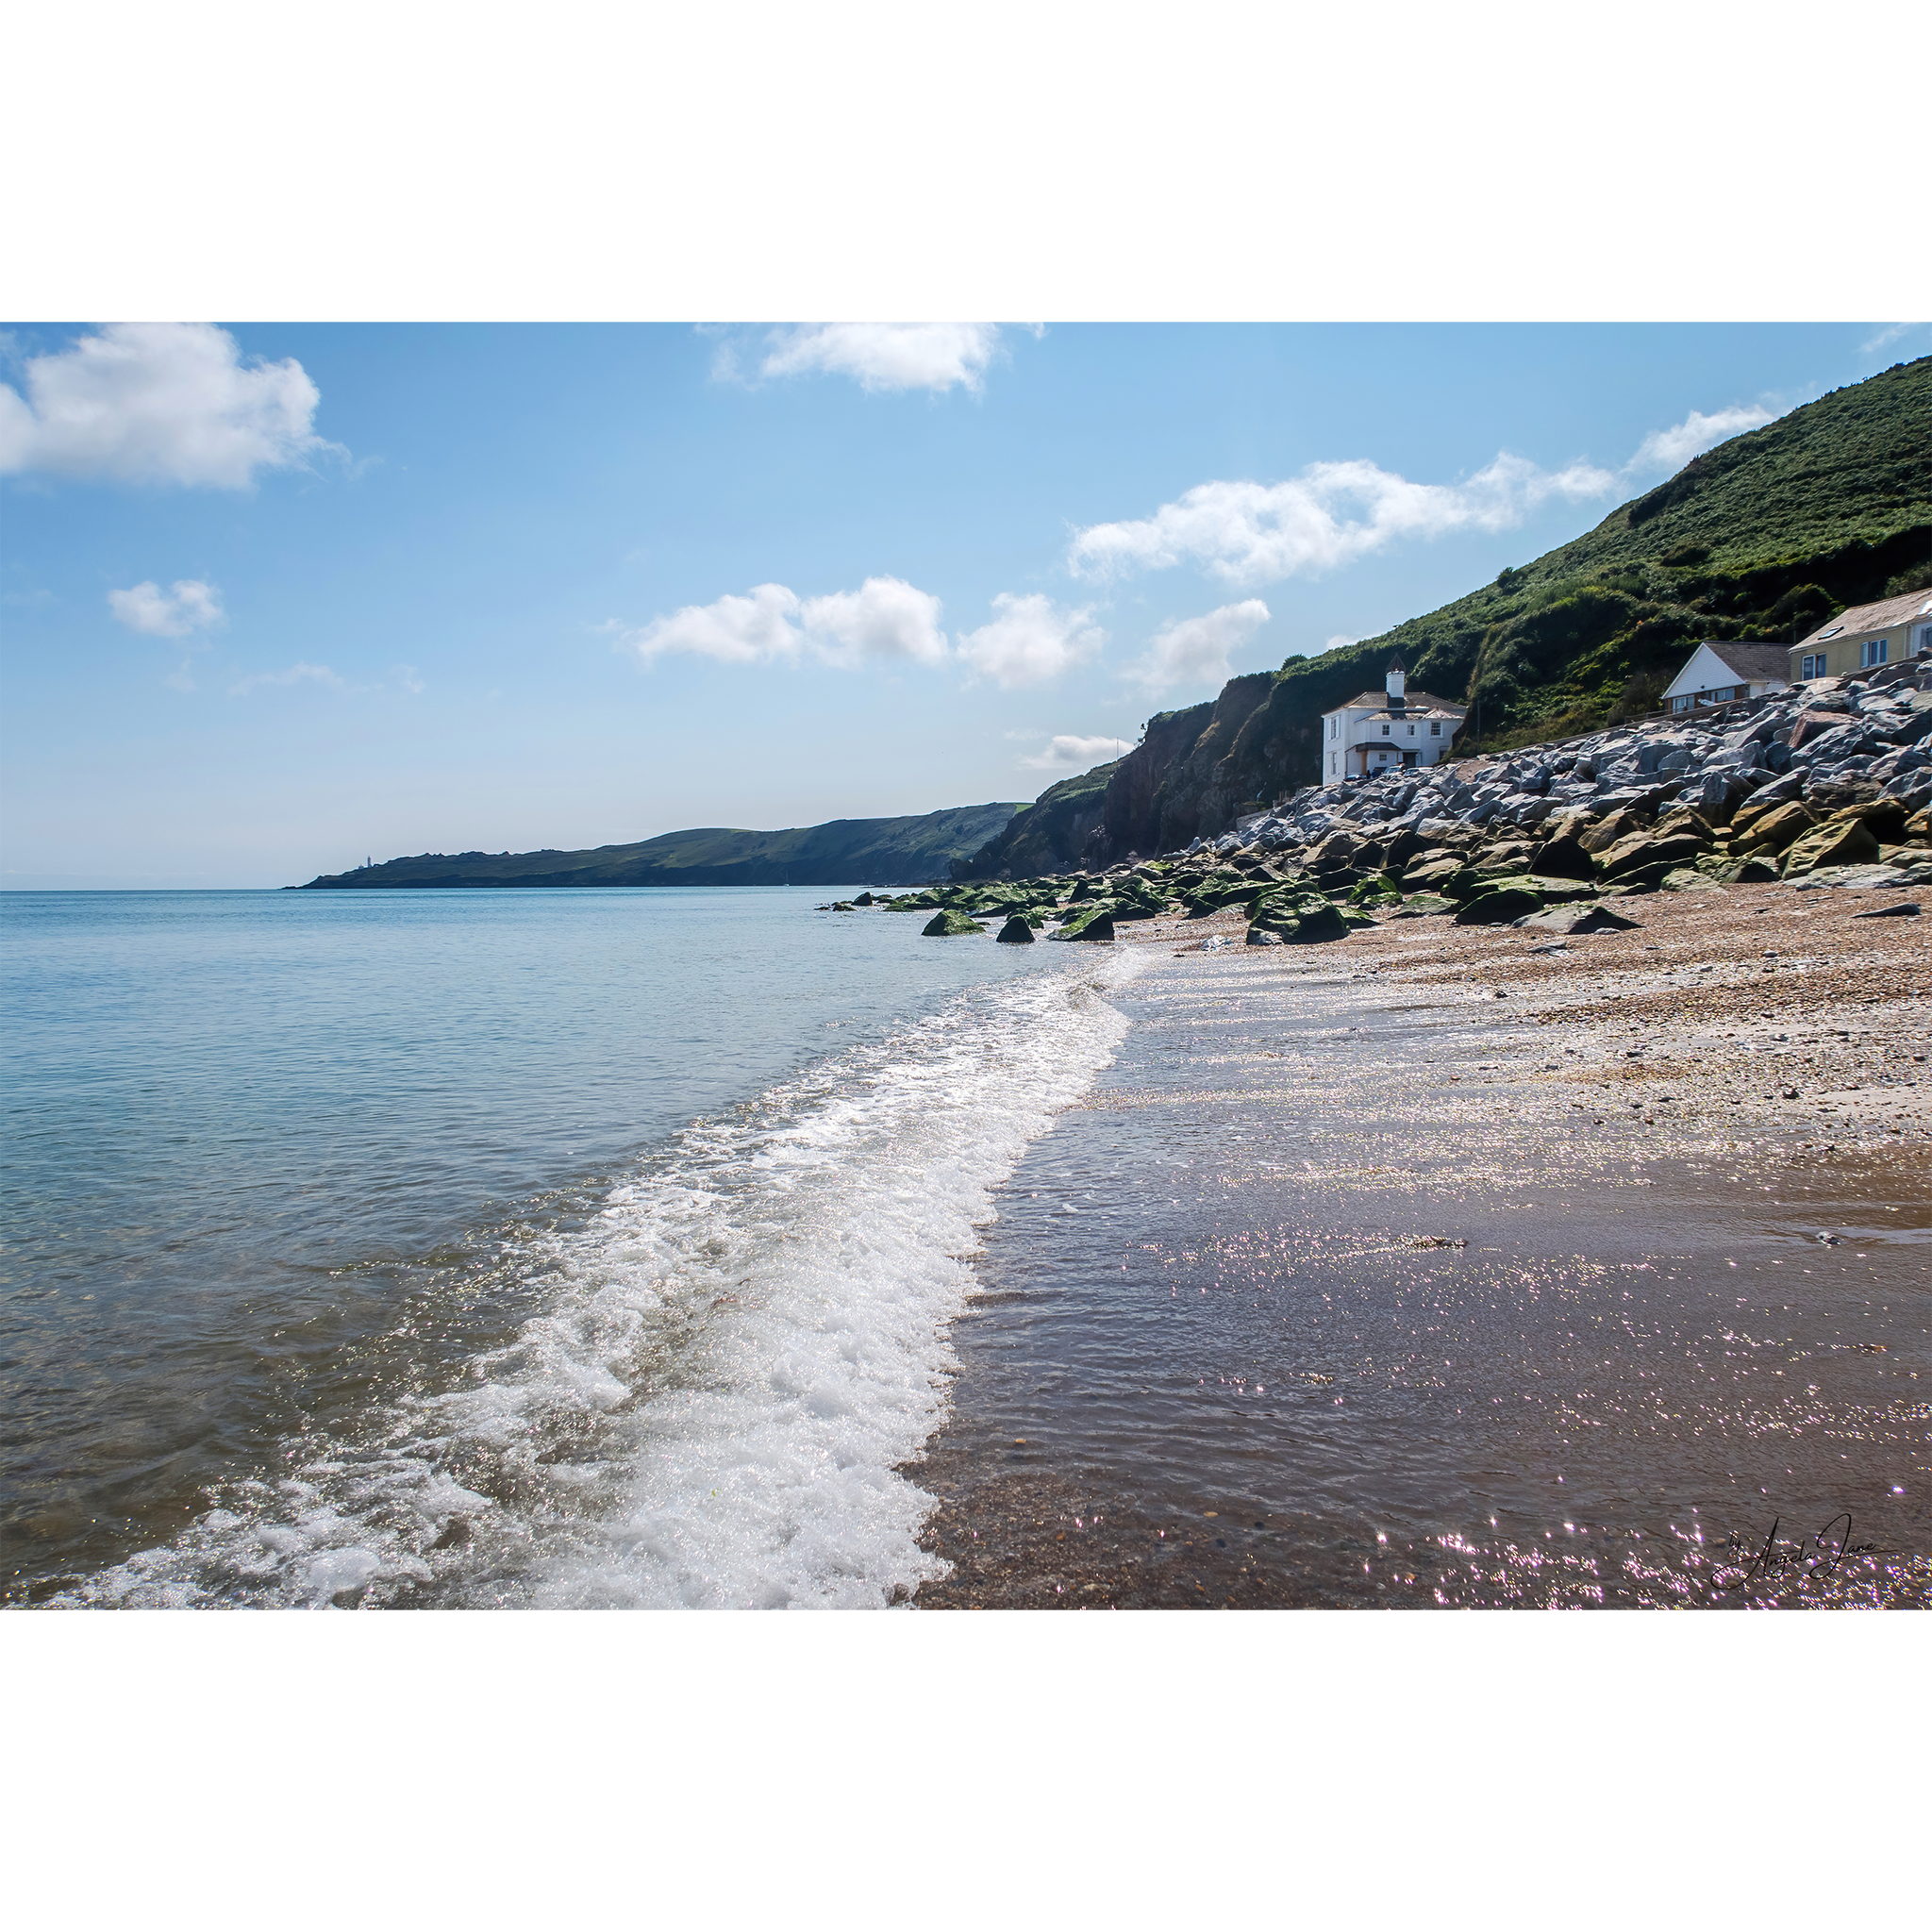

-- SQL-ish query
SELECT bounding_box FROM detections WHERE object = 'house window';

[1800,653,1826,679]
[1407,723,1416,737]
[1913,625,1932,657]
[1860,639,1889,668]
[1429,722,1441,737]
[1329,751,1338,774]
[1710,687,1734,702]
[1380,724,1391,737]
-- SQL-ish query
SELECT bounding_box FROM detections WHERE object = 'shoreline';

[906,888,1932,1608]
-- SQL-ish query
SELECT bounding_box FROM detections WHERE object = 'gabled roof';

[1700,641,1792,684]
[1797,590,1932,647]
[1329,689,1467,714]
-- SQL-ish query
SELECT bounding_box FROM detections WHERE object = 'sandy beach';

[908,887,1932,1607]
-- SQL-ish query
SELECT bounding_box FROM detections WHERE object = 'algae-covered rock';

[922,909,987,936]
[1455,885,1543,924]
[1660,866,1723,891]
[995,913,1036,943]
[1051,902,1115,941]
[1390,892,1457,918]
[1282,902,1353,944]
[1048,909,1115,942]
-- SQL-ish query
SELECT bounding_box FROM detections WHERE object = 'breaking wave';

[65,951,1139,1609]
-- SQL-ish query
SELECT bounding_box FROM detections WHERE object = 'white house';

[1319,657,1467,786]
[1790,591,1932,683]
[1662,640,1791,715]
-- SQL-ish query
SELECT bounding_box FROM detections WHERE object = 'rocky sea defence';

[829,664,1932,944]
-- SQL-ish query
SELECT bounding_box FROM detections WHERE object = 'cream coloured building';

[1319,658,1467,786]
[1790,590,1932,682]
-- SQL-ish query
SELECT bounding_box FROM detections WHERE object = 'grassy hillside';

[295,802,1024,890]
[1242,355,1932,781]
[971,355,1931,872]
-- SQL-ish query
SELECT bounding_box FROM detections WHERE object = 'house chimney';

[1386,655,1406,702]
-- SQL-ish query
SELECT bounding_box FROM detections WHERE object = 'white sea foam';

[67,951,1140,1609]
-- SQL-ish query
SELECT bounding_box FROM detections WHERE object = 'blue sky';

[2,320,1922,887]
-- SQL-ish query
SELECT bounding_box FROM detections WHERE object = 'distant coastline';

[291,801,1024,891]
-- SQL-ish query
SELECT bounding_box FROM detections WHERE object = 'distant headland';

[291,802,1024,890]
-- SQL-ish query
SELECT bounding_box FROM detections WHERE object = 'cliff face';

[960,356,1932,876]
[950,761,1122,878]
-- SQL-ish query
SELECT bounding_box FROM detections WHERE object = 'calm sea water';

[0,889,1137,1606]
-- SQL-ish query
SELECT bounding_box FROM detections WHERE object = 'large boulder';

[1282,902,1354,943]
[1579,807,1645,854]
[1526,831,1595,880]
[1594,831,1709,882]
[1399,854,1467,893]
[1454,884,1543,924]
[922,910,987,936]
[1049,908,1116,941]
[1732,800,1817,853]
[1780,818,1881,876]
[1514,902,1642,934]
[994,913,1036,943]
[1389,892,1457,918]
[1305,830,1363,874]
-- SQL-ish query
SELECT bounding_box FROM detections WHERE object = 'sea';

[0,888,1139,1607]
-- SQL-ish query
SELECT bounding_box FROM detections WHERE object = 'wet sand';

[907,885,1932,1607]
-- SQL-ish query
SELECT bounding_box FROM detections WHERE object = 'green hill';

[294,802,1024,890]
[958,355,1932,875]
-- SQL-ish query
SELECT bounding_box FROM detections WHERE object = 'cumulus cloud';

[735,324,1003,393]
[0,323,331,488]
[1624,405,1776,477]
[1070,455,1619,590]
[956,594,1105,689]
[1121,599,1270,694]
[108,577,224,638]
[615,575,947,670]
[1068,400,1796,591]
[1019,733,1134,771]
[798,576,947,667]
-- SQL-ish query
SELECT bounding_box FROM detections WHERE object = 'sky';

[3,319,1924,888]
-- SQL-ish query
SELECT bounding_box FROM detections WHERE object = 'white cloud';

[0,323,331,488]
[956,593,1105,689]
[619,583,805,665]
[798,576,947,667]
[1860,322,1925,356]
[747,324,1002,393]
[228,661,345,696]
[615,575,947,670]
[1070,453,1619,590]
[1121,599,1270,694]
[1324,633,1358,651]
[1624,404,1776,477]
[108,577,225,638]
[1020,733,1134,771]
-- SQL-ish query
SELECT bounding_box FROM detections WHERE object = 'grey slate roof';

[1331,689,1466,713]
[1699,641,1792,684]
